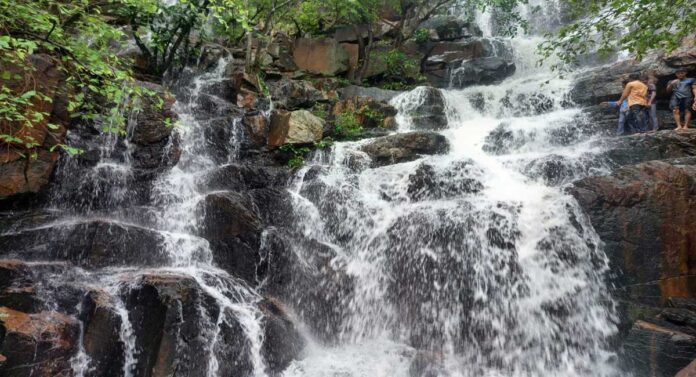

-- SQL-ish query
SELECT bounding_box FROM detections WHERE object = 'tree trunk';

[355,25,374,83]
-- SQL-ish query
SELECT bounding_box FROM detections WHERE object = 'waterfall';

[32,57,270,376]
[281,6,619,377]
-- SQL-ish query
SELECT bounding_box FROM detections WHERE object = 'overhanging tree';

[539,0,696,69]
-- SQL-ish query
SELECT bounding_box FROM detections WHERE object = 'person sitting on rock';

[613,73,648,134]
[600,78,630,136]
[667,69,696,130]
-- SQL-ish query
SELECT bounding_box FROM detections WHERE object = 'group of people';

[600,69,696,135]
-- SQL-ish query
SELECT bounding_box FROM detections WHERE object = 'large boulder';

[360,131,450,167]
[259,298,305,373]
[450,57,516,88]
[293,38,349,76]
[268,79,325,110]
[122,273,252,377]
[267,110,324,148]
[80,290,126,377]
[198,192,263,283]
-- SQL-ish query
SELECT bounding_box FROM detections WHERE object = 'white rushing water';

[282,9,619,377]
[60,58,271,377]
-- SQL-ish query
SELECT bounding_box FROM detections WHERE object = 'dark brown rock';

[570,157,696,307]
[80,290,125,377]
[0,220,169,269]
[0,307,79,377]
[259,298,305,373]
[123,273,251,377]
[268,79,324,110]
[0,260,39,313]
[400,87,448,130]
[0,150,59,200]
[360,131,450,167]
[198,192,263,283]
[450,57,516,89]
[621,320,696,377]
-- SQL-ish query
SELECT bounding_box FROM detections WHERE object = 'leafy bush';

[334,112,363,139]
[279,138,333,168]
[413,28,430,45]
[0,0,154,155]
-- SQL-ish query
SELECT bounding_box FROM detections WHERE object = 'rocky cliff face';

[570,131,696,376]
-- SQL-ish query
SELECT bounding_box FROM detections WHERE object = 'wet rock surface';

[450,57,516,89]
[360,131,450,167]
[401,87,448,130]
[570,157,696,307]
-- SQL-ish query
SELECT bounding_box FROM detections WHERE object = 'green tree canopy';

[539,0,696,69]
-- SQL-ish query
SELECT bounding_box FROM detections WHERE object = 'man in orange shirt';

[615,73,648,134]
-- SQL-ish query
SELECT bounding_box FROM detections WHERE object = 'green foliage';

[413,28,430,45]
[0,0,150,155]
[311,105,329,120]
[121,0,250,76]
[334,112,363,139]
[357,105,384,126]
[539,0,696,69]
[292,0,382,35]
[279,137,333,167]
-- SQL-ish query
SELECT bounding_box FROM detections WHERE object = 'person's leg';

[617,111,626,135]
[678,98,691,130]
[626,106,639,134]
[671,97,683,129]
[636,106,646,132]
[650,104,658,131]
[686,109,693,129]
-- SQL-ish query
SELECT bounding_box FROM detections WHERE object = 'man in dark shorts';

[667,70,696,130]
[614,73,647,134]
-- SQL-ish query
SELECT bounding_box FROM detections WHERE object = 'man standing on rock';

[614,73,648,134]
[668,69,696,130]
[601,78,630,135]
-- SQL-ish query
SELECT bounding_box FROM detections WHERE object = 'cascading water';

[281,5,619,377]
[8,58,272,377]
